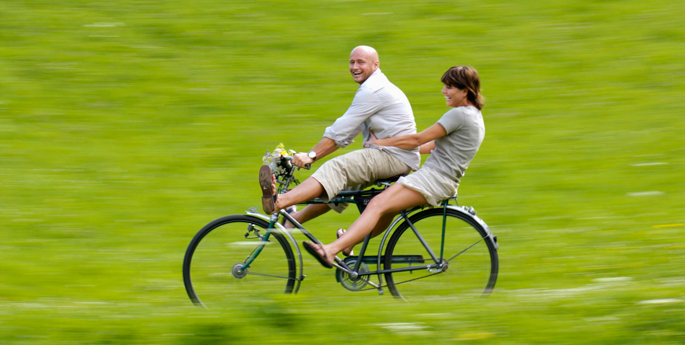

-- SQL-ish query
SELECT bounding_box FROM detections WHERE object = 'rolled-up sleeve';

[323,88,381,148]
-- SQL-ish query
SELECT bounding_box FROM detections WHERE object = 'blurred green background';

[1,0,684,343]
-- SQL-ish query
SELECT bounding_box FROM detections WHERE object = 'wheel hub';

[440,259,449,272]
[429,259,449,273]
[232,263,248,278]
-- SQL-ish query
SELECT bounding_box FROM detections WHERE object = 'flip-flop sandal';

[336,228,354,257]
[303,241,333,269]
[259,165,277,214]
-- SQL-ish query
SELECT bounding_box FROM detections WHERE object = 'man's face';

[349,49,378,84]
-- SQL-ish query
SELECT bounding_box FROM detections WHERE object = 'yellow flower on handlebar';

[262,144,298,174]
[262,144,302,188]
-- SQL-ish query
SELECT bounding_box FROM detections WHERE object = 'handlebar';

[268,153,310,194]
[279,156,311,170]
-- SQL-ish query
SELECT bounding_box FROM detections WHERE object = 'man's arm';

[323,89,379,147]
[292,137,339,168]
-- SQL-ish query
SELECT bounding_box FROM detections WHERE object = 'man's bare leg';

[266,176,326,214]
[264,173,333,228]
[283,203,331,228]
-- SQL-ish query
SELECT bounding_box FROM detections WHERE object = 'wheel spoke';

[245,271,296,280]
[446,236,486,262]
[391,271,443,286]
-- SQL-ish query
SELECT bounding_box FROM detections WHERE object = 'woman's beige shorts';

[397,166,459,207]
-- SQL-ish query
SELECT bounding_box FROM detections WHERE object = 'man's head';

[349,46,380,84]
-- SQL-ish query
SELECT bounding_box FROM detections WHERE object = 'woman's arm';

[419,141,436,154]
[368,123,447,150]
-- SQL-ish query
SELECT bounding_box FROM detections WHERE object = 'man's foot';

[336,229,354,256]
[259,165,277,214]
[303,241,333,269]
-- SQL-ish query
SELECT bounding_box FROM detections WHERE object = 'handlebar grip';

[278,155,310,170]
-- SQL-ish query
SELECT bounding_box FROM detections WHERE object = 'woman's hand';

[365,131,378,148]
[419,140,436,154]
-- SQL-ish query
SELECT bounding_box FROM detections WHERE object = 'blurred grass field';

[1,0,684,343]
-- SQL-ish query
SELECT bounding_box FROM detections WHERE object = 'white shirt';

[323,69,421,170]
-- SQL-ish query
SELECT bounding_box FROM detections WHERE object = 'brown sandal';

[303,241,333,269]
[259,165,277,214]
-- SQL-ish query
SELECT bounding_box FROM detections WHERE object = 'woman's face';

[442,84,468,107]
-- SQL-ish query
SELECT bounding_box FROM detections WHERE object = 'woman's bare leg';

[320,184,428,263]
[338,212,395,254]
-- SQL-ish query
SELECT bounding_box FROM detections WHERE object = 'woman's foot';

[259,165,278,214]
[336,229,355,256]
[303,241,333,269]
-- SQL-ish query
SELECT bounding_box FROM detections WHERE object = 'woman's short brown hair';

[441,65,485,110]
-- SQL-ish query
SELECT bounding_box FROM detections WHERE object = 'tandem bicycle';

[183,149,499,307]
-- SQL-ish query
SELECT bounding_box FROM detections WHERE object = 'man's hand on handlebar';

[292,152,313,169]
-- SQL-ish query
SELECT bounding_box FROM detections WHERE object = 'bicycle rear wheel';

[384,208,498,300]
[183,215,296,307]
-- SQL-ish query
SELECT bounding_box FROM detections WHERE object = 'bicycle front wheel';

[384,208,498,300]
[183,215,296,307]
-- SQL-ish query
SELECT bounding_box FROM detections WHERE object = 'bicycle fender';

[446,205,499,250]
[245,211,305,292]
[244,211,300,247]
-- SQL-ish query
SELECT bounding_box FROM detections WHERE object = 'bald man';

[260,46,420,225]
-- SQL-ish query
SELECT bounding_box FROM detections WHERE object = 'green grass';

[2,0,684,343]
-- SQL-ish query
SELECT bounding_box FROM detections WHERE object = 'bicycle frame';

[243,196,471,295]
[240,156,497,294]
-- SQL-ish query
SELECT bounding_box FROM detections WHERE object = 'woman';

[303,65,486,268]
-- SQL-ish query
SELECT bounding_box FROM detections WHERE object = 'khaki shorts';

[397,166,459,207]
[311,148,411,213]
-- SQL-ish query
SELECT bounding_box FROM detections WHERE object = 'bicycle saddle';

[375,175,404,185]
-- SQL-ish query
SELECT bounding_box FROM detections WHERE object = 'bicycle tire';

[383,208,498,300]
[183,215,296,307]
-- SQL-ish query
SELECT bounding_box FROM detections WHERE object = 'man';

[260,45,420,228]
